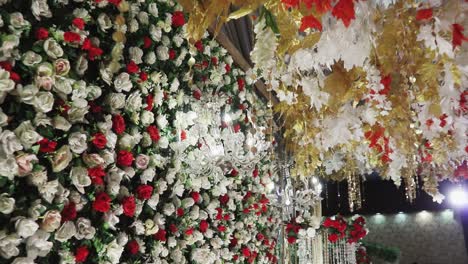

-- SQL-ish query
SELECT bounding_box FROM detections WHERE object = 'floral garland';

[0,0,279,263]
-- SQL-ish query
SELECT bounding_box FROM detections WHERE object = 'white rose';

[105,240,124,264]
[15,153,37,176]
[125,91,142,112]
[156,46,169,61]
[118,133,136,149]
[9,12,30,30]
[16,84,38,105]
[156,114,168,129]
[26,230,53,258]
[98,13,112,32]
[107,93,126,111]
[140,169,155,184]
[15,218,39,238]
[14,121,42,149]
[68,132,87,154]
[113,73,132,92]
[129,19,139,33]
[150,25,162,42]
[33,91,54,113]
[158,136,169,149]
[22,51,42,67]
[71,80,88,100]
[52,116,72,131]
[144,51,156,65]
[31,0,52,20]
[28,170,47,187]
[129,47,143,64]
[54,58,70,76]
[0,231,21,259]
[41,210,61,232]
[12,257,35,264]
[67,104,89,123]
[148,3,158,17]
[0,130,23,157]
[0,194,15,214]
[140,111,154,127]
[75,55,88,75]
[54,76,73,95]
[135,154,149,170]
[75,217,96,240]
[101,149,116,166]
[43,38,63,59]
[51,146,72,173]
[55,221,76,242]
[87,85,102,100]
[70,166,91,193]
[173,35,184,47]
[138,11,149,25]
[82,153,105,167]
[0,69,15,94]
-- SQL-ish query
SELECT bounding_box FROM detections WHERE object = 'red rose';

[126,240,139,255]
[176,208,184,217]
[169,224,178,233]
[199,220,209,233]
[328,233,339,243]
[122,196,136,217]
[9,71,20,83]
[191,192,200,203]
[193,89,202,100]
[211,57,218,65]
[195,41,203,52]
[217,225,226,232]
[154,229,166,241]
[223,214,230,220]
[126,60,139,74]
[75,246,89,263]
[287,236,297,244]
[237,78,245,91]
[88,166,106,185]
[230,168,238,177]
[281,0,299,8]
[93,192,111,213]
[180,130,187,141]
[139,71,148,82]
[112,114,126,135]
[147,125,160,142]
[108,0,122,6]
[88,46,103,61]
[143,36,152,49]
[169,49,176,60]
[233,123,241,133]
[242,247,251,258]
[219,194,229,205]
[230,237,238,247]
[225,64,231,73]
[172,11,185,27]
[416,8,433,21]
[38,138,57,153]
[185,228,194,236]
[82,38,92,50]
[72,17,86,30]
[92,133,107,149]
[117,150,134,167]
[136,185,153,200]
[145,95,154,111]
[256,233,265,241]
[61,202,77,222]
[64,31,81,43]
[35,27,49,40]
[252,167,259,178]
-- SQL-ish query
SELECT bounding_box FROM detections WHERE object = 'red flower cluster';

[88,166,106,185]
[300,15,322,32]
[172,11,185,27]
[285,220,302,244]
[112,114,126,135]
[348,216,367,243]
[147,125,160,142]
[122,196,136,217]
[82,38,103,61]
[75,246,89,263]
[323,216,347,243]
[72,17,85,30]
[416,8,433,21]
[126,240,139,255]
[38,138,57,153]
[92,192,111,213]
[64,31,81,43]
[61,202,77,222]
[331,0,355,27]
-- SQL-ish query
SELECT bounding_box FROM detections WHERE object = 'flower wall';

[0,0,279,263]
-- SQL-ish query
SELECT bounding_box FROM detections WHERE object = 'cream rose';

[114,73,132,92]
[15,218,39,238]
[22,51,42,67]
[33,92,54,113]
[0,130,23,158]
[87,85,102,100]
[43,38,63,59]
[55,221,76,242]
[15,153,37,176]
[156,114,168,129]
[106,93,126,110]
[75,55,88,76]
[0,69,15,94]
[125,91,142,113]
[41,210,61,232]
[25,230,53,259]
[70,166,91,194]
[27,170,47,187]
[75,217,96,240]
[16,84,38,105]
[51,146,72,173]
[140,111,154,127]
[0,231,21,259]
[68,132,87,154]
[148,3,158,17]
[52,116,72,131]
[14,121,42,149]
[31,0,52,20]
[0,194,15,214]
[9,12,30,31]
[82,153,105,167]
[129,47,143,64]
[98,13,112,32]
